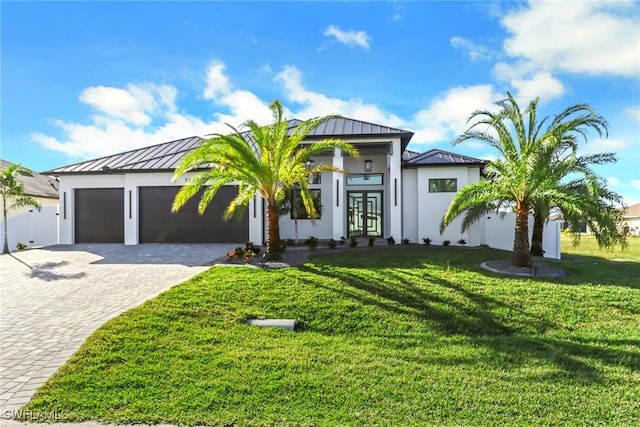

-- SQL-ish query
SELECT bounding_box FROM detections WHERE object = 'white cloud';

[625,105,640,122]
[488,1,639,104]
[203,60,232,100]
[203,60,272,125]
[605,178,640,207]
[78,84,176,126]
[580,138,630,154]
[31,113,213,160]
[29,57,625,170]
[501,1,640,77]
[607,176,621,186]
[492,62,565,101]
[411,85,501,145]
[275,65,405,126]
[323,25,371,50]
[510,71,565,100]
[31,62,275,159]
[213,90,273,127]
[32,61,413,160]
[390,1,404,21]
[450,36,492,61]
[492,61,532,82]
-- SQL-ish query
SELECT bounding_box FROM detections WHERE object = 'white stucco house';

[44,117,561,257]
[1,159,60,250]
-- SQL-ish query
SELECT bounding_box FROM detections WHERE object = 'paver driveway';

[0,243,231,417]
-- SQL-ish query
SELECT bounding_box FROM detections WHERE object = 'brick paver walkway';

[0,243,231,419]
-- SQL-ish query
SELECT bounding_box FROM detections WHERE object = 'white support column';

[388,138,402,242]
[58,180,73,244]
[123,175,138,245]
[332,148,344,239]
[249,195,264,245]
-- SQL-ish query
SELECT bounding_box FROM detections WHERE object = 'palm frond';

[440,180,504,233]
[8,195,41,211]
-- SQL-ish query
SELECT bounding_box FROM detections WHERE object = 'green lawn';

[23,246,640,426]
[562,233,640,261]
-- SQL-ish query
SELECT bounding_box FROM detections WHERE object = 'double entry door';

[347,191,383,237]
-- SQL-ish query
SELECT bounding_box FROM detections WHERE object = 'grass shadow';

[299,248,640,381]
[555,254,640,288]
[309,245,640,289]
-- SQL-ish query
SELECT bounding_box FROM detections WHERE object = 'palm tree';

[440,93,618,267]
[556,177,626,249]
[527,106,622,256]
[530,150,625,256]
[172,99,357,260]
[1,163,41,254]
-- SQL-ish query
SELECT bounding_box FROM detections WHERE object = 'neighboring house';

[548,212,588,234]
[621,203,640,236]
[43,117,561,258]
[0,159,60,249]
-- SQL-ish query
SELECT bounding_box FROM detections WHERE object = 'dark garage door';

[75,188,124,243]
[139,186,248,243]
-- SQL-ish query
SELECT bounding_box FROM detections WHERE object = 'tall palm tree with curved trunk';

[172,99,357,260]
[441,93,619,267]
[1,163,41,254]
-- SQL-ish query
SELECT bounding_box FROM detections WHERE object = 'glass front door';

[347,191,383,237]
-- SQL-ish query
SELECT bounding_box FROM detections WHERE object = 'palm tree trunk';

[3,194,9,254]
[531,211,545,257]
[266,203,282,260]
[511,203,531,267]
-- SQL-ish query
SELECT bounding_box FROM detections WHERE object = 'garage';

[139,186,248,243]
[75,188,125,243]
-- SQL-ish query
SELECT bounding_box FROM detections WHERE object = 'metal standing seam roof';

[0,159,59,198]
[403,148,487,167]
[43,136,205,175]
[402,150,421,161]
[303,117,414,149]
[43,118,416,175]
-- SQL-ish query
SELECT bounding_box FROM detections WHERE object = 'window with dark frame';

[309,172,321,185]
[429,178,457,193]
[346,173,383,186]
[290,188,322,219]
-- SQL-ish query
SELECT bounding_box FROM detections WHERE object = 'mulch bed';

[481,259,566,278]
[212,244,568,277]
[212,246,314,269]
[212,244,400,268]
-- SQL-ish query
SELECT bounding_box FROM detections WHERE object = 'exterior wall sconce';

[306,159,315,169]
[364,159,373,172]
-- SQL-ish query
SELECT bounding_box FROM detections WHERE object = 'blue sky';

[2,1,639,204]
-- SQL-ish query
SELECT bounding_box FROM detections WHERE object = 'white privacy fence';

[0,205,59,251]
[481,213,562,260]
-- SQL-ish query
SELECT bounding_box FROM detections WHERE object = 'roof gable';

[403,149,487,167]
[622,203,640,218]
[303,117,413,145]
